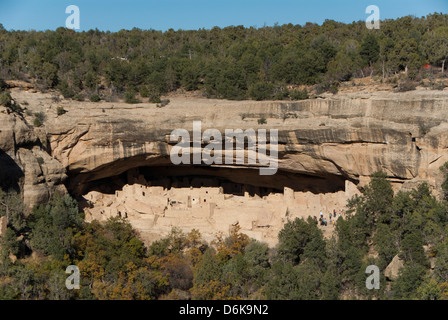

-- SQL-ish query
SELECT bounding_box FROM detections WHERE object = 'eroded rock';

[385,255,405,281]
[0,105,67,210]
[4,88,448,244]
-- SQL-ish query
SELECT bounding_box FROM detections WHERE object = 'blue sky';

[0,0,447,32]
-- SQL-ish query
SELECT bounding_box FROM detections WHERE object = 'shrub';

[90,94,101,102]
[314,81,338,95]
[277,217,324,264]
[36,157,44,165]
[0,90,12,107]
[274,90,290,100]
[139,84,149,98]
[73,94,84,101]
[257,116,267,125]
[248,82,274,101]
[329,82,339,94]
[440,162,448,201]
[150,95,161,103]
[396,81,417,92]
[124,89,140,104]
[33,112,46,127]
[11,103,23,113]
[314,80,340,95]
[282,112,298,121]
[148,85,162,103]
[27,193,84,260]
[0,77,5,90]
[33,117,42,127]
[56,107,67,116]
[51,95,61,103]
[388,77,398,84]
[57,81,75,99]
[290,89,309,100]
[429,81,446,90]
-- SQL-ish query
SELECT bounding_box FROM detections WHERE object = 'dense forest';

[0,13,448,103]
[1,167,448,300]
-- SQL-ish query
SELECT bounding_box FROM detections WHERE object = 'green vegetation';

[257,117,267,125]
[289,89,309,100]
[248,82,274,101]
[33,112,46,127]
[73,93,84,101]
[56,106,67,116]
[395,80,417,92]
[0,90,12,108]
[89,94,101,102]
[0,76,23,113]
[1,14,447,102]
[2,165,448,299]
[124,88,140,104]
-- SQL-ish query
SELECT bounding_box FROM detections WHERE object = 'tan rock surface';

[385,255,405,281]
[3,87,448,244]
[19,88,446,196]
[0,105,67,210]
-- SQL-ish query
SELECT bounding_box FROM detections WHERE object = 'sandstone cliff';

[29,88,448,196]
[0,105,67,210]
[2,87,448,244]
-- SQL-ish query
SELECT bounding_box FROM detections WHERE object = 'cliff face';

[4,88,448,202]
[0,107,67,210]
[2,87,448,244]
[39,89,448,196]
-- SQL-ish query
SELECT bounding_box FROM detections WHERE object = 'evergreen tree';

[359,33,380,67]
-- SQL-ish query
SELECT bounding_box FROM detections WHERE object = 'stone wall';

[83,173,359,246]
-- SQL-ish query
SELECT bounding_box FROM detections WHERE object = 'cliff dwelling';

[5,88,445,248]
[80,164,359,246]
